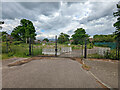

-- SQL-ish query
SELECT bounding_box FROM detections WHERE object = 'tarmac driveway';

[84,59,118,88]
[2,58,101,88]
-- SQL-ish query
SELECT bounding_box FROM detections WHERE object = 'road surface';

[2,58,101,88]
[84,59,118,88]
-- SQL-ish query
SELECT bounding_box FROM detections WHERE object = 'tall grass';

[88,49,119,60]
[2,42,42,60]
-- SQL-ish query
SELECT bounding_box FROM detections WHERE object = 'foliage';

[88,53,104,59]
[11,19,36,42]
[72,45,81,50]
[113,3,120,48]
[88,49,118,60]
[87,43,93,49]
[13,41,23,45]
[58,33,70,44]
[93,34,115,42]
[72,28,89,45]
[0,31,8,42]
[43,38,49,42]
[2,42,42,59]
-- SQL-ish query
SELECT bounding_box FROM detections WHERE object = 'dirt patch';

[88,58,119,63]
[82,64,91,71]
[7,57,50,67]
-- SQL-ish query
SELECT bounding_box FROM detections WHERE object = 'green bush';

[88,49,118,60]
[8,52,14,57]
[33,48,42,56]
[13,41,23,45]
[104,50,117,60]
[72,45,81,49]
[88,53,104,59]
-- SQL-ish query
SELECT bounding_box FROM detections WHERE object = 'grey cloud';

[1,1,118,39]
[2,2,36,20]
[2,2,60,20]
[78,2,117,24]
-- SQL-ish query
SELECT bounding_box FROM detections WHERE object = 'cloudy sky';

[1,1,119,39]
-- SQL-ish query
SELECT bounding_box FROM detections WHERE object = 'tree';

[1,31,8,42]
[72,28,89,45]
[43,38,49,42]
[113,2,120,59]
[11,19,36,43]
[58,33,70,44]
[93,34,115,42]
[113,3,120,43]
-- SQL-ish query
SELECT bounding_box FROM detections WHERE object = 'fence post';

[55,35,57,57]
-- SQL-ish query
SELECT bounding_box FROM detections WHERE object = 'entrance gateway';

[42,36,110,58]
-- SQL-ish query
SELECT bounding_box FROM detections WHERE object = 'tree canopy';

[43,38,49,42]
[72,28,89,45]
[113,3,120,45]
[93,34,115,42]
[58,33,70,44]
[0,31,8,42]
[11,19,36,42]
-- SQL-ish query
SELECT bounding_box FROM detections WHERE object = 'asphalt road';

[2,58,101,88]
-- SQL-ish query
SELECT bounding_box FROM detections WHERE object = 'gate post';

[55,35,57,57]
[84,38,87,58]
[29,37,31,55]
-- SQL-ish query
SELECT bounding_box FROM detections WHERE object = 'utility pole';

[84,38,87,58]
[55,35,57,57]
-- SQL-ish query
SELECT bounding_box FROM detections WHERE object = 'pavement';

[2,58,102,88]
[84,59,118,88]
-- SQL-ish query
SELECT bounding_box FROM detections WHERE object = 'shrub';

[13,41,23,45]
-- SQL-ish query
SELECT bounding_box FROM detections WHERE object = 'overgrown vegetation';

[2,42,42,60]
[88,49,118,60]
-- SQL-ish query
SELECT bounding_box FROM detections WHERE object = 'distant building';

[70,40,74,43]
[89,38,93,42]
